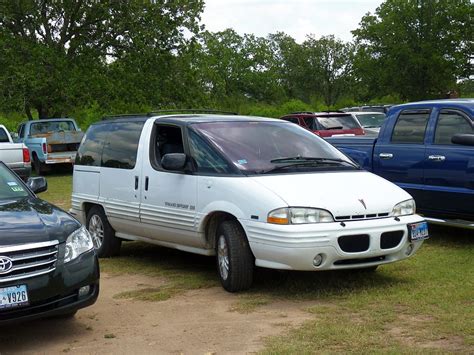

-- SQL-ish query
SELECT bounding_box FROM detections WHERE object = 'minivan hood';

[0,197,80,246]
[250,171,412,218]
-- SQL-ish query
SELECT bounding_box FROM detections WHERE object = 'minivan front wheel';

[86,206,121,257]
[216,220,254,292]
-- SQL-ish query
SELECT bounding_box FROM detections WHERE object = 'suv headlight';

[267,207,334,224]
[64,226,94,263]
[392,199,416,217]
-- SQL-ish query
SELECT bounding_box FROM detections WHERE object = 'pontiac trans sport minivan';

[70,113,428,292]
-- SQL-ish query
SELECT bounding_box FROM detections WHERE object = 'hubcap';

[88,215,104,250]
[217,235,229,280]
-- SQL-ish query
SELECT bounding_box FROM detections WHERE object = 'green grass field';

[42,173,474,353]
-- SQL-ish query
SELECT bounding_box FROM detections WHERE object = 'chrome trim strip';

[11,259,56,272]
[0,240,59,254]
[10,250,57,262]
[424,217,474,230]
[0,268,56,284]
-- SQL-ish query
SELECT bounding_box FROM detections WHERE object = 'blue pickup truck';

[328,99,474,229]
[16,118,84,175]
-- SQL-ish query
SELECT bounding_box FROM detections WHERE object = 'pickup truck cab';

[0,125,31,180]
[328,99,474,229]
[17,119,84,175]
[71,113,427,292]
[281,112,365,137]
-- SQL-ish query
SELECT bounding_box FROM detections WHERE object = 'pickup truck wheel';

[86,206,121,257]
[216,220,254,292]
[33,155,45,175]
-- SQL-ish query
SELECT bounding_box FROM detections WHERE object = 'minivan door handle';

[134,176,139,190]
[145,176,149,191]
[428,155,446,162]
[379,153,393,159]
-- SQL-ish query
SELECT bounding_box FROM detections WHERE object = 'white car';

[347,111,387,135]
[70,113,428,292]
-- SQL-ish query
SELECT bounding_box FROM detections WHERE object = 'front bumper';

[243,215,426,271]
[0,249,99,324]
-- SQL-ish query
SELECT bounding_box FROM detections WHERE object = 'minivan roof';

[97,114,281,125]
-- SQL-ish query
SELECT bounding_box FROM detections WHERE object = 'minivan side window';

[102,121,145,169]
[434,110,473,145]
[75,124,109,166]
[391,110,430,144]
[188,130,234,175]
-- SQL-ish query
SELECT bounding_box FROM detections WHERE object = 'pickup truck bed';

[328,99,474,229]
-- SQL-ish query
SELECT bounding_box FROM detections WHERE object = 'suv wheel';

[216,220,254,292]
[86,206,121,257]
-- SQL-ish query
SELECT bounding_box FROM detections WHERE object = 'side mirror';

[26,176,48,194]
[451,134,474,146]
[161,153,187,171]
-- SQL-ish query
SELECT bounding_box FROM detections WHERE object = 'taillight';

[42,143,47,154]
[23,148,31,163]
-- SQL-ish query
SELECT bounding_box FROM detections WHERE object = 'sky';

[201,0,383,43]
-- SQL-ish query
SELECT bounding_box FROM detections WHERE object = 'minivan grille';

[335,212,390,221]
[0,241,59,283]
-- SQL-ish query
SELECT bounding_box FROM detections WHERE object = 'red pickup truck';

[280,112,365,137]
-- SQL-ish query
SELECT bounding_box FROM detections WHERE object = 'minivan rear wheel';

[216,220,254,292]
[86,206,121,257]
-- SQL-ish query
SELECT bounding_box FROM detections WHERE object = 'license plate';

[408,221,429,241]
[0,285,29,310]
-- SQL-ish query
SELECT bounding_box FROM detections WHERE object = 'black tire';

[86,206,121,257]
[216,220,254,292]
[33,155,44,176]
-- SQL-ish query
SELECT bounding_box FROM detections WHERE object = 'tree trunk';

[24,102,33,120]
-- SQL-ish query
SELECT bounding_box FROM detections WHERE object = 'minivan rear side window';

[75,124,109,166]
[391,110,430,144]
[102,121,145,169]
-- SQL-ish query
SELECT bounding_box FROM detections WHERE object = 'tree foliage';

[353,0,473,100]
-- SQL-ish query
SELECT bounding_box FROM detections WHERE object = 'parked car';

[280,112,365,137]
[0,162,99,323]
[16,118,84,175]
[327,99,474,229]
[0,124,31,181]
[70,112,427,292]
[340,105,393,114]
[347,112,387,135]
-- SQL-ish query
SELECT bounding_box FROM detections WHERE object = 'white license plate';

[408,221,429,241]
[0,285,29,310]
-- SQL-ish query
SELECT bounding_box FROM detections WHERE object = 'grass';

[41,172,474,353]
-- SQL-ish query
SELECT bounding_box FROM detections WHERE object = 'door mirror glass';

[161,153,187,171]
[26,176,48,193]
[451,134,474,146]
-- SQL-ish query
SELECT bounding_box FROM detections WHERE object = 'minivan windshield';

[354,113,386,128]
[191,121,356,174]
[0,164,29,199]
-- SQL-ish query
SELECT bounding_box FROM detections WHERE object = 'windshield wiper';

[261,157,358,174]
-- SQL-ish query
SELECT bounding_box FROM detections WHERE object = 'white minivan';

[70,113,428,292]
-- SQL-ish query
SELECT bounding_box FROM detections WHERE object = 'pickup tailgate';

[0,143,25,168]
[325,136,377,170]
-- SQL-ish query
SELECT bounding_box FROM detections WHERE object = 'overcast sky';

[201,0,383,43]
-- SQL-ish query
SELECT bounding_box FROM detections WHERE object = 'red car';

[280,112,365,137]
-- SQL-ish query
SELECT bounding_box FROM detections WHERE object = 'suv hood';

[0,197,80,246]
[251,171,412,218]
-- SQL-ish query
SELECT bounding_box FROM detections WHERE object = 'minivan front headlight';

[64,226,94,263]
[392,199,416,217]
[267,207,334,224]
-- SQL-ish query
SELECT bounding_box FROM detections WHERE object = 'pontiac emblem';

[0,256,13,274]
[358,199,367,210]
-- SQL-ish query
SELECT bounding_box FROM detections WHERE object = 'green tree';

[353,0,473,101]
[0,0,204,119]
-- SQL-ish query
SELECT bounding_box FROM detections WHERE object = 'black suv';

[0,163,99,323]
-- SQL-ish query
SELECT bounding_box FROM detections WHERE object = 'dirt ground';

[0,273,312,354]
